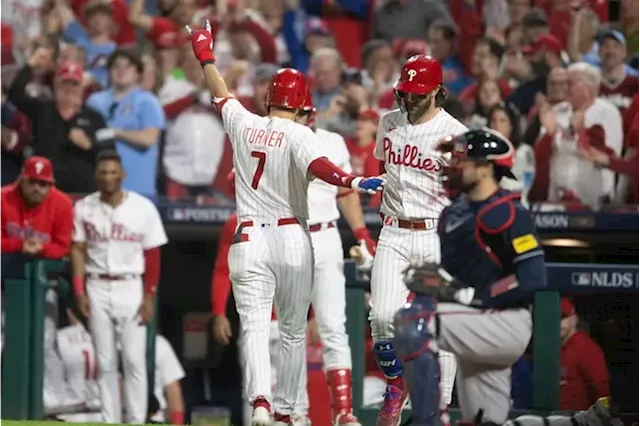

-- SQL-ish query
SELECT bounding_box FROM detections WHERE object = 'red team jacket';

[1,184,74,259]
[559,330,610,410]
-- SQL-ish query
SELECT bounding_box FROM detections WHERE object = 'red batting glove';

[185,20,216,66]
[353,227,377,255]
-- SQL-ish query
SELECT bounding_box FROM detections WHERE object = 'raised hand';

[185,19,216,65]
[351,176,385,194]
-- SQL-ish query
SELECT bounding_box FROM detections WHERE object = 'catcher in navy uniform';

[393,129,547,426]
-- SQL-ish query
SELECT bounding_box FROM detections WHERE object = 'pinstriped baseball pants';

[369,224,457,407]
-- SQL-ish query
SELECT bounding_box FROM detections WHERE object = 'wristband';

[170,411,184,424]
[200,58,216,68]
[353,227,370,242]
[72,276,85,296]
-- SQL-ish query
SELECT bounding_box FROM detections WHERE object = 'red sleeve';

[578,339,610,401]
[40,194,73,259]
[308,157,355,188]
[211,214,237,316]
[608,154,640,177]
[164,95,195,119]
[528,133,553,202]
[143,247,161,295]
[234,19,277,63]
[111,0,137,45]
[623,94,639,132]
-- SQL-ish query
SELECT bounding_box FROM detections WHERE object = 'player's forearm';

[114,128,160,148]
[144,247,161,295]
[487,256,547,308]
[70,243,87,295]
[165,382,185,424]
[203,64,234,100]
[308,157,355,189]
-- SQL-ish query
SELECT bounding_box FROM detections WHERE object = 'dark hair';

[96,149,122,164]
[435,85,448,108]
[107,48,144,74]
[487,103,522,147]
[430,19,458,41]
[440,95,467,122]
[476,37,505,61]
[361,39,390,70]
[473,78,504,112]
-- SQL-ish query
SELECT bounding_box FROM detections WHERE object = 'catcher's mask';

[436,129,516,199]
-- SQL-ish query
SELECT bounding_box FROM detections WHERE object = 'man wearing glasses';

[1,156,74,260]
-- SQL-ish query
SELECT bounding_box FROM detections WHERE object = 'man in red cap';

[1,156,74,259]
[559,297,610,410]
[8,48,115,194]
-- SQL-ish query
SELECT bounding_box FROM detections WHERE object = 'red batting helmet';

[393,55,443,95]
[265,68,308,110]
[301,85,317,126]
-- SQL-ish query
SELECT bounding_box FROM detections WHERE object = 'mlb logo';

[572,272,591,286]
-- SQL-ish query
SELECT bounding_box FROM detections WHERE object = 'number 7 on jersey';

[251,151,266,190]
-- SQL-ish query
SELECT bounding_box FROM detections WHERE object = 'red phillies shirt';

[346,140,378,177]
[559,331,610,410]
[71,0,136,45]
[600,75,639,120]
[1,184,73,259]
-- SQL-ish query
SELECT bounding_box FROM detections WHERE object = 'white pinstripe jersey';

[56,324,100,407]
[72,192,168,275]
[374,108,467,219]
[307,128,352,225]
[214,98,322,222]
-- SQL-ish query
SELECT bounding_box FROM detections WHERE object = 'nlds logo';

[572,272,637,288]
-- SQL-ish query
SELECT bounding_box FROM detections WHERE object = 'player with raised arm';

[185,20,384,426]
[368,55,466,426]
[393,129,547,425]
[281,89,375,426]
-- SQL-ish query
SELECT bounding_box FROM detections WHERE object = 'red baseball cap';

[150,17,186,48]
[56,61,84,83]
[522,34,563,56]
[22,156,55,183]
[560,297,576,318]
[359,109,380,125]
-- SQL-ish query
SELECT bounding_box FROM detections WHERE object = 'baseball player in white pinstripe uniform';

[369,55,467,426]
[275,89,376,426]
[186,20,384,426]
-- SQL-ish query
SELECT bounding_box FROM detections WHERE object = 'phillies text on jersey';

[213,97,323,222]
[374,108,468,219]
[72,191,168,275]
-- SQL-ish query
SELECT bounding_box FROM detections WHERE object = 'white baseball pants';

[87,277,147,423]
[369,224,457,408]
[228,220,314,416]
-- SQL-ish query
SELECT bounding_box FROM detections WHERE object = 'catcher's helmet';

[265,68,308,110]
[393,54,443,95]
[437,128,516,197]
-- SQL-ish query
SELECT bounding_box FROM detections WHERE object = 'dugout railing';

[3,258,637,421]
[1,258,159,420]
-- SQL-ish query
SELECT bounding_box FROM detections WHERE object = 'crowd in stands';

[1,0,638,208]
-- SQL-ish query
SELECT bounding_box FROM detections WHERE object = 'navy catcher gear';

[393,295,441,426]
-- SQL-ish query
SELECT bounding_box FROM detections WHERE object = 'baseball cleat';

[376,384,408,426]
[251,397,271,426]
[334,412,362,426]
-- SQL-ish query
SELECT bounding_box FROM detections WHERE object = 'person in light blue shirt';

[60,0,117,89]
[86,49,165,197]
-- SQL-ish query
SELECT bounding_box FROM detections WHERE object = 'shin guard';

[393,295,441,426]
